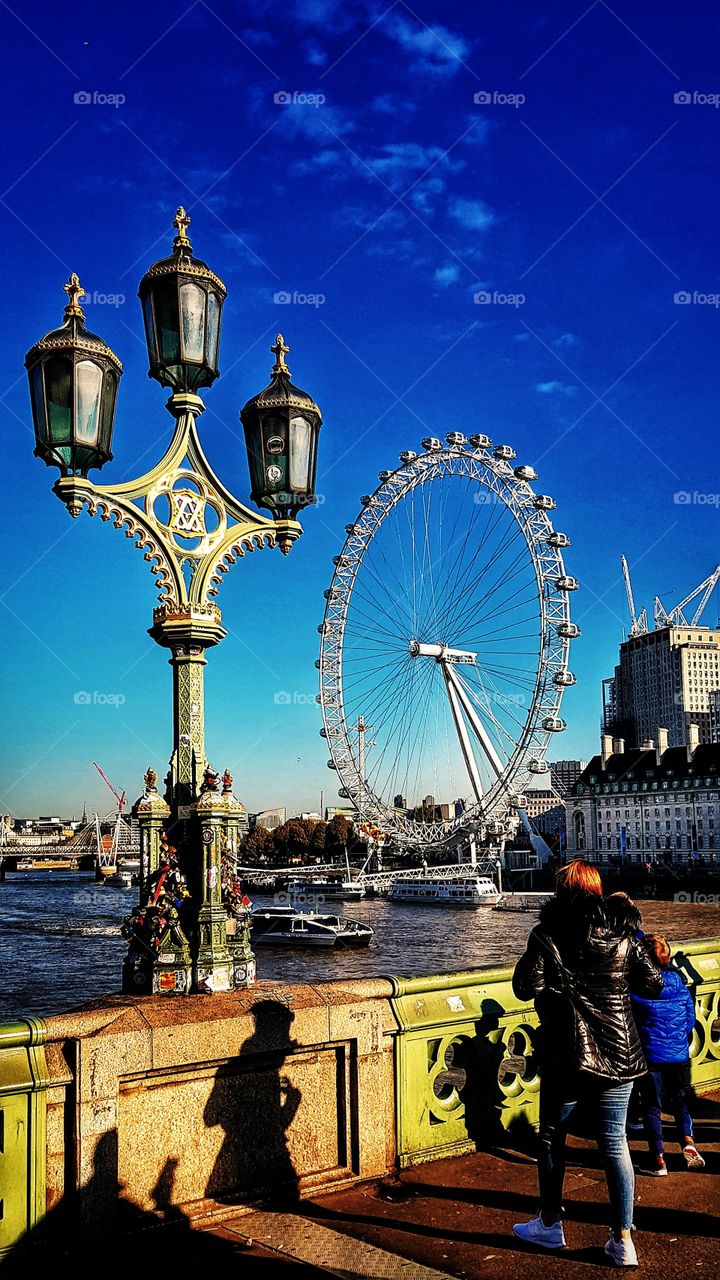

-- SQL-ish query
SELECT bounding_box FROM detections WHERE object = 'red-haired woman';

[512,860,663,1268]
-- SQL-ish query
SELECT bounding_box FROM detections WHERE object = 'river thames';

[1,871,718,1021]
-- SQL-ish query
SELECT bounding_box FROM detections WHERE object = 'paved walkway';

[217,1090,719,1277]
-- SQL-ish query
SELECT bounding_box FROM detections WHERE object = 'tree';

[310,820,327,854]
[243,825,274,862]
[325,814,350,850]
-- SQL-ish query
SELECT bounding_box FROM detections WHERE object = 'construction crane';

[654,566,720,629]
[620,555,648,637]
[92,761,126,815]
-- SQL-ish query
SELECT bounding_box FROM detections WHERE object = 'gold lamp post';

[25,208,323,995]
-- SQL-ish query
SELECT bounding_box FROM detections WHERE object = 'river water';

[1,871,719,1022]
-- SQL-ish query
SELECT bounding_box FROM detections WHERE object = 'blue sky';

[1,0,719,818]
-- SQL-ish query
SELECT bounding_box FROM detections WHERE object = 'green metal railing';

[0,1020,48,1255]
[390,936,720,1168]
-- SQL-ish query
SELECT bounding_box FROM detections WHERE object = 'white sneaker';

[512,1215,566,1249]
[604,1230,638,1267]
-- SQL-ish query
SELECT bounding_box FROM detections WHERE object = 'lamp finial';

[63,273,85,320]
[270,333,290,377]
[172,206,192,254]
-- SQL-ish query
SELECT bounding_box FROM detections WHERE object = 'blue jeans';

[538,1077,635,1231]
[639,1061,693,1157]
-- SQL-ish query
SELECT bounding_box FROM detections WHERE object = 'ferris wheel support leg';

[441,665,485,806]
[445,665,505,779]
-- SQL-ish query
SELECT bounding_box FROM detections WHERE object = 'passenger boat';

[389,875,502,907]
[251,905,373,948]
[288,878,365,902]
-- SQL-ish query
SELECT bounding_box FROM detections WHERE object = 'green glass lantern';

[25,274,122,477]
[138,207,226,393]
[240,334,322,521]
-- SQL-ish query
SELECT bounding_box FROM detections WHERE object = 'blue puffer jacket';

[631,967,696,1064]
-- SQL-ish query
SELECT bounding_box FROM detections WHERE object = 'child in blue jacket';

[631,933,704,1175]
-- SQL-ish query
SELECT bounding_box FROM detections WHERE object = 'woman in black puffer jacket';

[511,860,663,1268]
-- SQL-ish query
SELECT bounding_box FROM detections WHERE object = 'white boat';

[288,878,365,902]
[251,905,373,948]
[389,875,502,907]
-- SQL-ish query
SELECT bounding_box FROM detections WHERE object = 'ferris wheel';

[317,433,579,849]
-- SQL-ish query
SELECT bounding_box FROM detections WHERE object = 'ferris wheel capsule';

[345,524,355,534]
[469,433,492,448]
[399,450,418,463]
[547,531,570,547]
[553,670,576,686]
[508,793,527,808]
[327,759,337,768]
[314,659,321,669]
[556,576,579,591]
[421,437,442,450]
[514,465,538,482]
[528,759,549,773]
[379,470,393,481]
[534,494,557,511]
[446,432,466,446]
[556,621,580,638]
[494,445,517,461]
[543,716,567,732]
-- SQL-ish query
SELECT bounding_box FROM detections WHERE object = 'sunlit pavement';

[289,1090,720,1278]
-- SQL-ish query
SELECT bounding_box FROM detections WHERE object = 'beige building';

[565,727,720,863]
[604,625,720,748]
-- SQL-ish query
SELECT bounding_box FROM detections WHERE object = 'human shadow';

[0,1130,279,1276]
[203,998,302,1208]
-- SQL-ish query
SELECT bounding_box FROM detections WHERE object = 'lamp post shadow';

[204,999,302,1207]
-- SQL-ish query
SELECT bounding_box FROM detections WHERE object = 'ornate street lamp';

[25,274,122,476]
[25,207,323,997]
[138,208,226,393]
[241,333,322,546]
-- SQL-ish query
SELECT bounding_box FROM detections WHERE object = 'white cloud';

[535,380,577,396]
[434,263,460,287]
[449,198,495,231]
[384,14,471,75]
[305,42,328,65]
[555,332,578,347]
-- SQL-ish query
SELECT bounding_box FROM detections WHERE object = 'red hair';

[555,858,602,898]
[644,933,671,968]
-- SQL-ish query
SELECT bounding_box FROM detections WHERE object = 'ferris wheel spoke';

[447,537,535,640]
[438,503,526,635]
[434,485,512,638]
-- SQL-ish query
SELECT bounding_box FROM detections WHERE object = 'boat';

[389,875,502,907]
[288,878,365,902]
[250,905,373,948]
